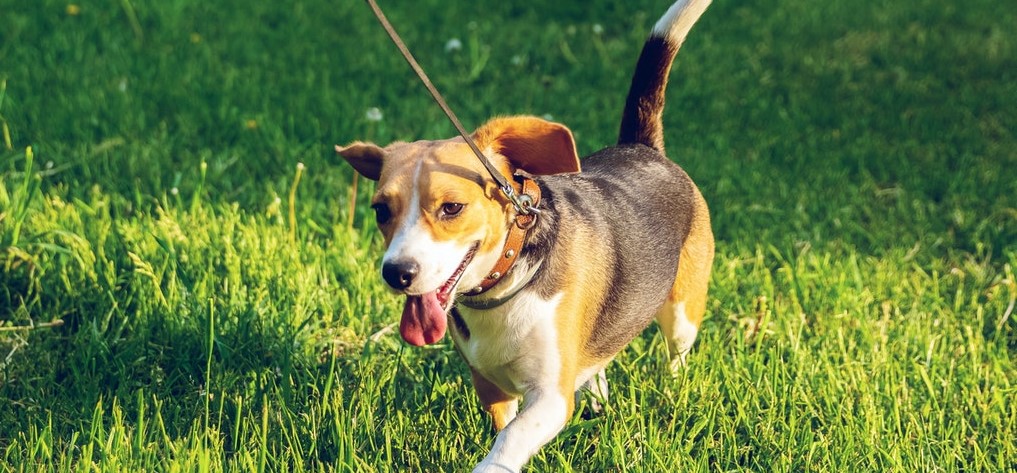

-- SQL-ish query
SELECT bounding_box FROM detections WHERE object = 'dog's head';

[337,116,579,345]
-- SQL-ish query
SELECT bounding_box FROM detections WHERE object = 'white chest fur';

[454,291,563,396]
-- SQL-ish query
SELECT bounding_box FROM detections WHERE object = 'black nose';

[382,260,419,290]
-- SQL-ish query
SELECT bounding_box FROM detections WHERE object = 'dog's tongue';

[400,292,447,346]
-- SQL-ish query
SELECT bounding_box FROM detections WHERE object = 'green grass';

[1,0,1015,470]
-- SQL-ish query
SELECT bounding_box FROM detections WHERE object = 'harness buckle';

[501,184,541,216]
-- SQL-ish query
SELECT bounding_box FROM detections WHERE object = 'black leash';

[363,0,537,215]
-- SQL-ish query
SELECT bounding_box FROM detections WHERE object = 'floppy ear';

[473,116,580,175]
[335,141,385,181]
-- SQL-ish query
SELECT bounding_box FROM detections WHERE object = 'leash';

[364,0,538,216]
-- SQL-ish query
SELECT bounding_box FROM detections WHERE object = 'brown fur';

[474,117,581,175]
[470,368,517,431]
[669,187,714,324]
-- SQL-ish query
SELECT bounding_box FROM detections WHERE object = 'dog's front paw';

[472,460,518,473]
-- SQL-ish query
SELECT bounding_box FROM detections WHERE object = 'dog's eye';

[371,203,392,225]
[440,202,465,218]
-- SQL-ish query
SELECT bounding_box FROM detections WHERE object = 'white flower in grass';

[593,23,604,35]
[445,38,463,53]
[365,107,383,122]
[170,187,179,196]
[510,55,524,66]
[541,113,554,121]
[267,196,282,219]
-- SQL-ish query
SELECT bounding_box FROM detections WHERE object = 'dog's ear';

[473,116,580,175]
[335,142,385,181]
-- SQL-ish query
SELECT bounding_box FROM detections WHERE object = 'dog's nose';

[382,260,419,290]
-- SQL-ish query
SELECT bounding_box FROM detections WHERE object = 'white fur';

[456,291,570,472]
[655,300,699,370]
[652,0,712,45]
[456,291,563,394]
[473,390,569,473]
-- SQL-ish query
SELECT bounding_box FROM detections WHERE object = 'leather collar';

[467,176,540,295]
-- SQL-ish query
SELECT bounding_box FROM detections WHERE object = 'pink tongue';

[400,292,448,346]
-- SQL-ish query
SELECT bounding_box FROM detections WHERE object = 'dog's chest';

[454,291,563,395]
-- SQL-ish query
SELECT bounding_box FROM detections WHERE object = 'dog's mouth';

[399,242,478,346]
[437,242,478,309]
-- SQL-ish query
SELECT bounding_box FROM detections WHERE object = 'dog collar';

[468,177,540,296]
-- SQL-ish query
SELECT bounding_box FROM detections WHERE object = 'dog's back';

[532,147,695,357]
[528,0,713,362]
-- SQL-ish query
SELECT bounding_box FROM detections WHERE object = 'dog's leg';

[471,368,519,431]
[656,300,700,370]
[473,384,573,473]
[576,368,609,414]
[656,188,714,371]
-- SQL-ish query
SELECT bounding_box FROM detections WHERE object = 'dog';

[337,0,713,470]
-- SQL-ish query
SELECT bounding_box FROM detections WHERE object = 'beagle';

[337,0,714,470]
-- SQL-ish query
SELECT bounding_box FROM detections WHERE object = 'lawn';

[1,0,1015,471]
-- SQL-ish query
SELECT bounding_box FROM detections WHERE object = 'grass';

[1,0,1015,470]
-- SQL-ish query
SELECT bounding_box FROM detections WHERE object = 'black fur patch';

[450,307,470,340]
[618,36,678,151]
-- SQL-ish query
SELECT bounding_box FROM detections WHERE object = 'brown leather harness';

[470,177,541,295]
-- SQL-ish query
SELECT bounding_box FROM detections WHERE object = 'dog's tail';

[618,0,711,152]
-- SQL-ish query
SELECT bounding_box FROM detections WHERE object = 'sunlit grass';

[1,0,1015,471]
